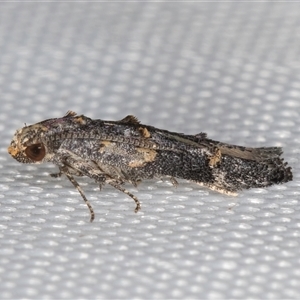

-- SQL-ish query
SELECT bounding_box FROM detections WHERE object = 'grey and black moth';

[8,111,293,221]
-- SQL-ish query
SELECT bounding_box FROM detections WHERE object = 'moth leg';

[50,171,63,178]
[170,177,178,187]
[99,182,104,191]
[108,180,141,213]
[64,172,95,222]
[132,179,142,188]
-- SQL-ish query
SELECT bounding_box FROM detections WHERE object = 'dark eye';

[25,143,46,161]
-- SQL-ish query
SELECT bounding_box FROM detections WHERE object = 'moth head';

[8,124,51,164]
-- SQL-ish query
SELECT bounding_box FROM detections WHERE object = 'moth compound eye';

[25,143,46,161]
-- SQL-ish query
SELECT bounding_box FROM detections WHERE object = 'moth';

[8,111,293,221]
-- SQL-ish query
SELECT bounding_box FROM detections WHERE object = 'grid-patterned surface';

[1,3,300,299]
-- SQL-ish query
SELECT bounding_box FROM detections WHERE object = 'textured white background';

[1,2,300,299]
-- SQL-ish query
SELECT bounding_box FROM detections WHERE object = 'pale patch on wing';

[209,148,222,167]
[129,148,157,168]
[195,181,238,196]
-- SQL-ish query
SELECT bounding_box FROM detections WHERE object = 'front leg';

[64,172,96,222]
[50,163,96,222]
